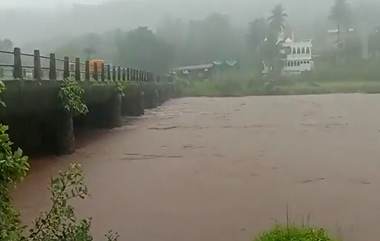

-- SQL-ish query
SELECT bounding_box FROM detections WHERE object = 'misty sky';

[0,0,107,8]
[0,0,375,49]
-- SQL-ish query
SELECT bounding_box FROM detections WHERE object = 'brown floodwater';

[12,95,380,241]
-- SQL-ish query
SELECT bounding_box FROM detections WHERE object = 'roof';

[171,64,214,71]
[328,28,354,33]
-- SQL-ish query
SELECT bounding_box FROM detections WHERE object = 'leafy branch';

[0,79,29,241]
[59,78,89,116]
[115,81,127,97]
[27,164,119,241]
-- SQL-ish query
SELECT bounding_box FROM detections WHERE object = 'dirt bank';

[13,94,380,241]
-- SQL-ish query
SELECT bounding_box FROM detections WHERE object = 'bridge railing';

[0,47,157,82]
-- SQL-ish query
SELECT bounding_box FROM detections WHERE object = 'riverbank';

[176,78,380,97]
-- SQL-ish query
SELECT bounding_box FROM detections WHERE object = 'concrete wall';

[0,80,172,157]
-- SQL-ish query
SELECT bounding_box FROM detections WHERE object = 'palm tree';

[261,4,288,82]
[268,4,288,34]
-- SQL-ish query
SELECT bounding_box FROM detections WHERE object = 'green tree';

[0,39,14,65]
[247,18,268,52]
[55,42,82,60]
[156,13,240,67]
[0,39,13,50]
[83,47,97,60]
[247,18,268,73]
[115,26,174,73]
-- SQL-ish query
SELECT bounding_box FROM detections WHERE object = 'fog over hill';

[0,0,378,52]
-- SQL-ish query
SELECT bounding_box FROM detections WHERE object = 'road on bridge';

[12,95,380,241]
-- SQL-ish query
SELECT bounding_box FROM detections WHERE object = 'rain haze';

[2,0,380,241]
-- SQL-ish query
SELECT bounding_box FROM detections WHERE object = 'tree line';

[3,0,380,75]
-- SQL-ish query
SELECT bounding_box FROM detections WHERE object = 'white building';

[282,38,314,74]
[262,25,314,75]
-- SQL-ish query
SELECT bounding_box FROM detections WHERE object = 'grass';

[252,204,341,241]
[174,76,380,97]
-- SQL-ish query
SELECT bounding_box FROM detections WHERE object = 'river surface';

[12,95,380,241]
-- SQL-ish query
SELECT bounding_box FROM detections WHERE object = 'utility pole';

[358,21,369,60]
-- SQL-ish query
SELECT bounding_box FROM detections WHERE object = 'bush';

[254,225,340,241]
[311,59,380,82]
[175,74,266,97]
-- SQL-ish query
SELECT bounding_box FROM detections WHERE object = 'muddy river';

[13,95,380,241]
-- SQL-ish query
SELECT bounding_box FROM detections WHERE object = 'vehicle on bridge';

[69,59,105,78]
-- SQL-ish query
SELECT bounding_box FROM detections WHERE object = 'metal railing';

[0,48,157,82]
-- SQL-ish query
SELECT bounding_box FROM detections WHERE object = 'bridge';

[0,47,174,156]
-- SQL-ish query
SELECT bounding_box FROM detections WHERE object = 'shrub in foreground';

[254,224,340,241]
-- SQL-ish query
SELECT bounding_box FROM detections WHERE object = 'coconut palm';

[268,4,288,34]
[261,4,288,82]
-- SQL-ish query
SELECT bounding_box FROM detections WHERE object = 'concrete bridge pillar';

[135,85,145,116]
[104,93,122,128]
[56,109,75,155]
[121,86,144,116]
[144,84,158,109]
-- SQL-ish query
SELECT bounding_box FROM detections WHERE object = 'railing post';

[85,61,90,81]
[127,68,130,81]
[117,66,121,81]
[112,66,116,81]
[93,63,98,81]
[148,72,152,82]
[101,62,105,81]
[130,69,134,81]
[33,49,42,80]
[63,56,70,79]
[122,67,126,81]
[107,65,111,81]
[49,53,56,80]
[75,57,81,81]
[13,47,22,79]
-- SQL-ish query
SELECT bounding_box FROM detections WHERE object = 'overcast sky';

[0,0,108,8]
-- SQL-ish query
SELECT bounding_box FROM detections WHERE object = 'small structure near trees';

[170,60,239,79]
